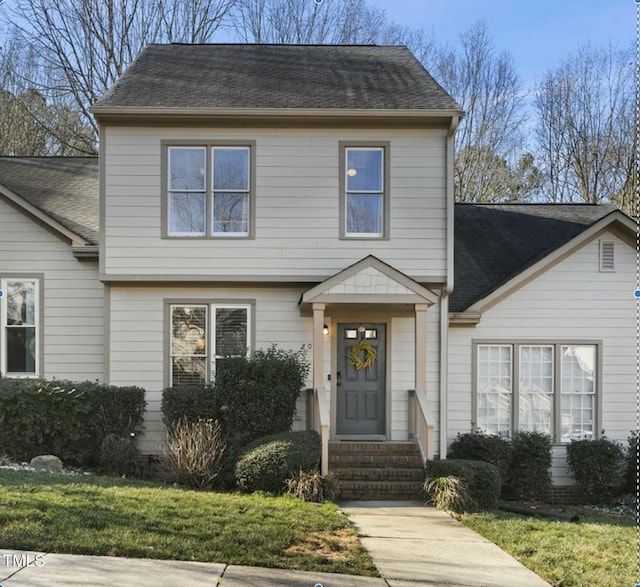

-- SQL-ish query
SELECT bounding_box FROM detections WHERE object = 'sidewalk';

[0,502,551,587]
[1,554,384,587]
[341,501,551,587]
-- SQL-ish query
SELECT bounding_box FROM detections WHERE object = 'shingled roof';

[0,157,99,245]
[93,44,462,112]
[451,203,620,312]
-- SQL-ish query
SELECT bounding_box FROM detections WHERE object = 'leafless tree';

[1,0,237,152]
[430,21,527,202]
[0,31,93,155]
[534,43,634,211]
[232,0,423,45]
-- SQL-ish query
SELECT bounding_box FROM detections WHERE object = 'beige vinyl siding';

[0,198,103,381]
[103,126,447,279]
[447,231,634,485]
[109,286,314,453]
[108,284,439,452]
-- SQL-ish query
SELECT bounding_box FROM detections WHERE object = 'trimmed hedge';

[448,431,512,481]
[162,384,217,427]
[625,431,638,494]
[567,437,625,503]
[162,345,309,444]
[234,430,321,494]
[0,379,145,467]
[506,431,552,501]
[426,459,501,510]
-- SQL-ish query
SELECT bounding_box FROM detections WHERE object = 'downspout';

[440,115,459,459]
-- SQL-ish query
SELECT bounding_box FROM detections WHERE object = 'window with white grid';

[477,345,513,437]
[519,345,553,434]
[560,345,595,441]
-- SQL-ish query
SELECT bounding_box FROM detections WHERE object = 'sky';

[366,0,635,90]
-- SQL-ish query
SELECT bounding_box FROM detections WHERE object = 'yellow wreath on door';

[348,340,377,370]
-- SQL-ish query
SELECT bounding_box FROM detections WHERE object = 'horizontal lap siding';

[109,285,440,452]
[103,127,447,279]
[447,232,635,484]
[108,286,313,453]
[0,198,103,381]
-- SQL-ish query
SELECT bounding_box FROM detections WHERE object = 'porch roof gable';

[301,255,438,307]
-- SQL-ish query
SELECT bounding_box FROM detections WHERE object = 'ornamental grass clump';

[161,418,226,489]
[425,475,474,513]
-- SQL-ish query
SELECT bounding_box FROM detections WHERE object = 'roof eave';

[91,106,464,123]
[0,183,92,249]
[72,245,99,259]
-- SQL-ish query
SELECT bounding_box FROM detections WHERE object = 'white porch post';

[312,303,325,392]
[312,302,329,475]
[415,303,428,392]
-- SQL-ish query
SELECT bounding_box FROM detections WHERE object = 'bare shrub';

[162,419,226,489]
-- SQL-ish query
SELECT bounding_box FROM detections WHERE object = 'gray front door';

[336,323,386,435]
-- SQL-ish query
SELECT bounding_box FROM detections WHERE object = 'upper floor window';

[167,144,253,238]
[1,278,40,377]
[475,342,597,443]
[340,143,390,239]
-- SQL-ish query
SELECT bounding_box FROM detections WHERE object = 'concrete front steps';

[329,441,426,501]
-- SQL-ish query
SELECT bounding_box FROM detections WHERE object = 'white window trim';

[211,146,251,238]
[167,146,207,237]
[166,144,253,239]
[474,341,599,444]
[344,146,385,238]
[1,277,41,378]
[169,302,252,387]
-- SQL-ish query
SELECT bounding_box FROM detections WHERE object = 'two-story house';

[0,44,635,499]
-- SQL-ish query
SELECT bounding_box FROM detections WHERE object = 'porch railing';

[307,387,330,475]
[408,389,434,464]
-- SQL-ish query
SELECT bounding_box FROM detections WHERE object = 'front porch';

[300,256,439,478]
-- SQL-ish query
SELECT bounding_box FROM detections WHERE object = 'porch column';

[312,303,325,392]
[415,303,428,392]
[312,303,329,475]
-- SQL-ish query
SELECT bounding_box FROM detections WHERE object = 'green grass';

[0,470,378,576]
[458,509,636,587]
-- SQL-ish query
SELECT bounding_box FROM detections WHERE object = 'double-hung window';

[340,144,389,238]
[1,278,40,377]
[169,302,251,387]
[475,342,597,442]
[167,144,252,237]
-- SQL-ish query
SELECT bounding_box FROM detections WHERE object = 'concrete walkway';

[0,502,550,587]
[1,554,384,587]
[341,501,551,587]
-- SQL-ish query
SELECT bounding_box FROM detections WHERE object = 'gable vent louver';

[599,240,615,272]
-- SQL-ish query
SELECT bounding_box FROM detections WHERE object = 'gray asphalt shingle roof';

[451,203,619,312]
[0,157,99,245]
[94,44,461,111]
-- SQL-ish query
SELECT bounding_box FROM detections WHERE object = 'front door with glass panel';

[336,323,386,435]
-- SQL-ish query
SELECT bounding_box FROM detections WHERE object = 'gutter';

[91,105,465,120]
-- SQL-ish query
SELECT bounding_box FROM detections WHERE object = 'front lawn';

[0,470,378,576]
[459,508,635,587]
